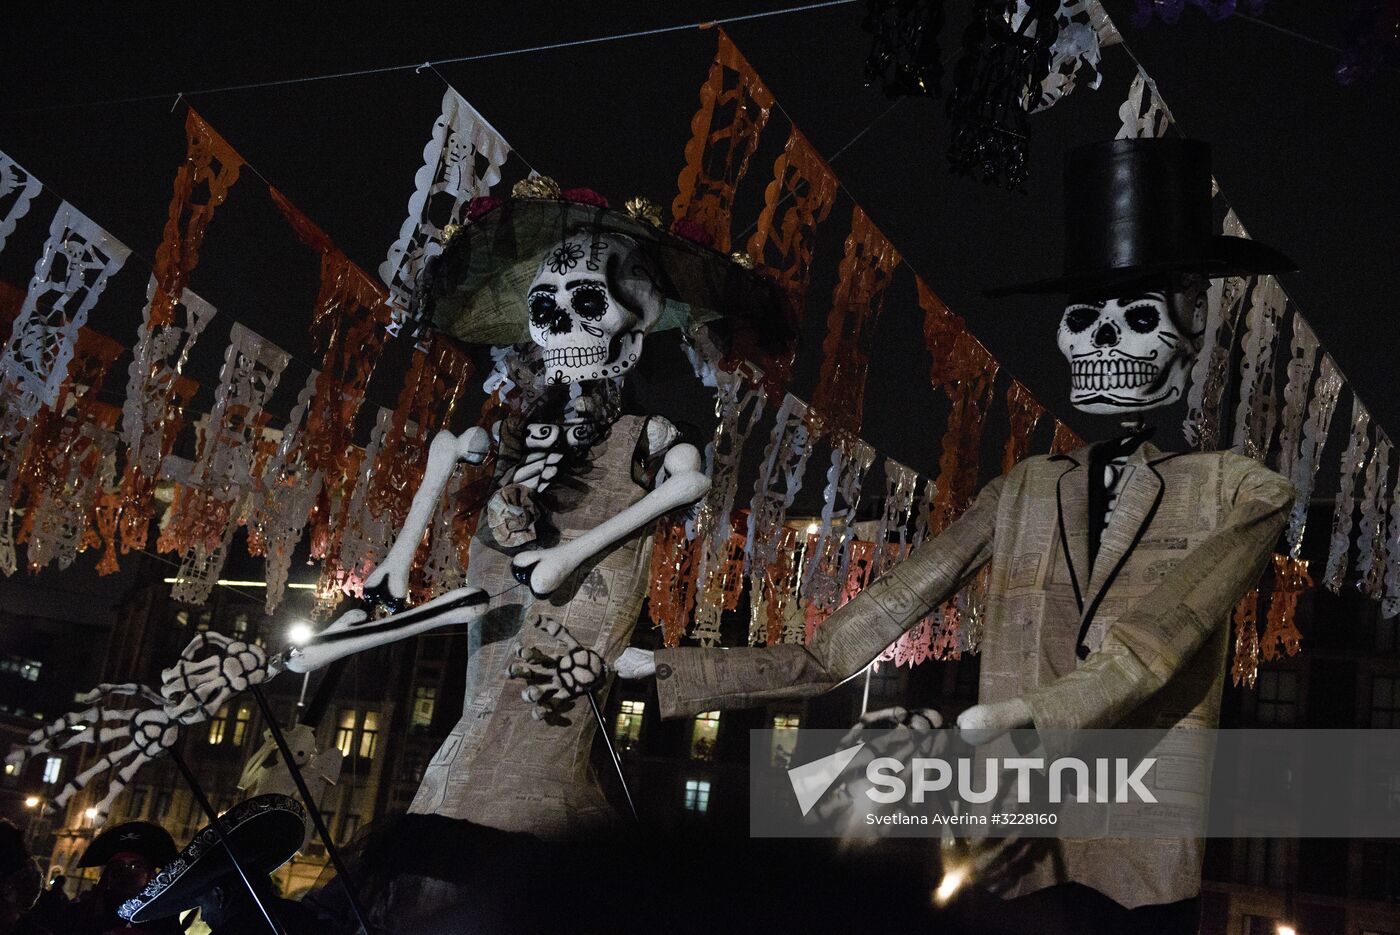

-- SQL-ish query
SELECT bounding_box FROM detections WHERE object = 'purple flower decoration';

[1133,0,1267,25]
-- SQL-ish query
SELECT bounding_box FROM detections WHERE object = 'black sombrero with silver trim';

[117,793,306,923]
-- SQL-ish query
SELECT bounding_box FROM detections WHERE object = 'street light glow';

[23,796,39,808]
[83,807,98,819]
[1276,926,1297,935]
[287,622,314,646]
[933,866,967,907]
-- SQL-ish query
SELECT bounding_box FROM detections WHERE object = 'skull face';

[1057,279,1205,415]
[526,233,663,385]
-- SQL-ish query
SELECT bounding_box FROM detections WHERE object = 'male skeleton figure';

[609,139,1298,933]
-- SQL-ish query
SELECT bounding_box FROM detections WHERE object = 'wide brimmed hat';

[79,821,177,869]
[987,138,1296,297]
[118,794,305,923]
[413,180,789,350]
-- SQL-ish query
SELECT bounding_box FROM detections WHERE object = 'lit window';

[341,813,361,840]
[683,779,711,814]
[207,705,229,744]
[175,611,189,627]
[232,613,249,636]
[231,706,252,746]
[335,711,356,758]
[128,787,148,818]
[771,714,801,768]
[412,687,436,730]
[42,756,61,784]
[690,711,720,761]
[196,613,211,632]
[615,700,645,750]
[359,712,379,759]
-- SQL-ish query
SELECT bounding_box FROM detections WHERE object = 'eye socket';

[1063,307,1099,333]
[528,290,558,328]
[1124,305,1161,333]
[570,283,609,321]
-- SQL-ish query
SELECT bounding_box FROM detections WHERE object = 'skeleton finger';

[78,683,164,707]
[507,660,556,682]
[533,616,580,650]
[88,751,154,827]
[516,645,554,666]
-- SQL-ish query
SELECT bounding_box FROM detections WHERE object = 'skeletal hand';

[160,632,277,725]
[510,546,576,597]
[807,706,949,835]
[613,648,656,680]
[508,617,606,721]
[7,684,181,825]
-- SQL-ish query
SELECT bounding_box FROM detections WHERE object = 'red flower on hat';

[466,196,503,222]
[672,218,715,249]
[561,188,609,208]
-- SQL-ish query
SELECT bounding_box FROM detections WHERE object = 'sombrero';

[987,138,1296,297]
[117,794,306,923]
[412,177,789,352]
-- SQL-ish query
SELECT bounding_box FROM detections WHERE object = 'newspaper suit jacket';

[653,440,1295,908]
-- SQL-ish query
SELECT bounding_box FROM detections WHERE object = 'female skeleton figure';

[11,187,776,852]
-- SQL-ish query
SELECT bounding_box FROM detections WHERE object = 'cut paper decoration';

[0,150,43,256]
[673,29,776,251]
[381,89,510,336]
[0,202,130,416]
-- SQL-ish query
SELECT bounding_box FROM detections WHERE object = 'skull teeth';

[544,347,607,369]
[1071,359,1160,391]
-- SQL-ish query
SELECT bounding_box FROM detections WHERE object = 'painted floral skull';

[1057,276,1206,415]
[527,232,664,385]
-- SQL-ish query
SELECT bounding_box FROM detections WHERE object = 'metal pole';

[167,745,285,935]
[860,663,874,717]
[586,692,639,822]
[250,685,372,935]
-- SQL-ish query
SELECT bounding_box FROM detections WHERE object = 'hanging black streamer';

[946,0,1061,190]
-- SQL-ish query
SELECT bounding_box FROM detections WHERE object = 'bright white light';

[83,807,98,819]
[1276,925,1297,935]
[805,522,820,535]
[933,866,966,907]
[162,578,315,590]
[23,796,39,808]
[287,622,314,646]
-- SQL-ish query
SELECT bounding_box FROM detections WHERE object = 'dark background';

[0,1,1396,618]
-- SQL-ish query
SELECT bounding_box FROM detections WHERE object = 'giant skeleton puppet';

[8,181,780,892]
[613,139,1299,929]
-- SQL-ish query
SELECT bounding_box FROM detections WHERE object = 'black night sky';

[0,1,1397,622]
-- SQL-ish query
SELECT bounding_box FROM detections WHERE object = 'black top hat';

[987,138,1296,297]
[117,795,305,923]
[78,821,178,870]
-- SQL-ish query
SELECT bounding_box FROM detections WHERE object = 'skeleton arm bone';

[364,426,492,600]
[511,442,709,596]
[286,586,489,673]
